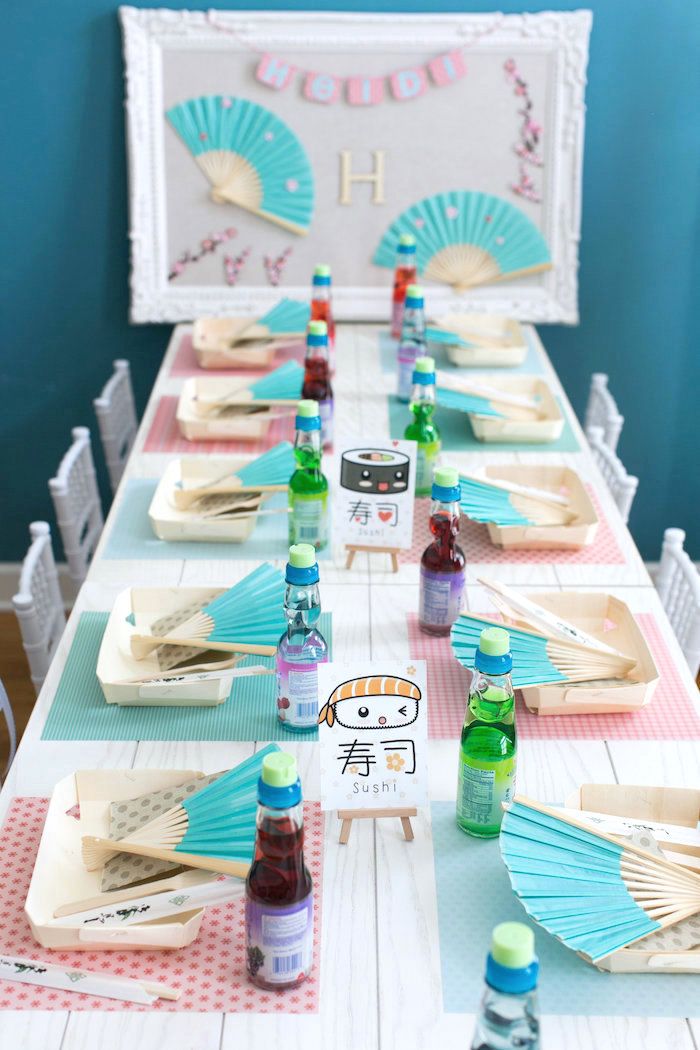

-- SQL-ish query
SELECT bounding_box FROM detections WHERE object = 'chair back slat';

[584,372,624,452]
[49,427,104,589]
[656,528,700,676]
[94,359,138,493]
[12,522,66,696]
[0,680,16,784]
[586,425,639,525]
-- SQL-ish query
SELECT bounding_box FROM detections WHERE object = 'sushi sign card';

[317,661,429,815]
[121,9,590,323]
[336,440,417,551]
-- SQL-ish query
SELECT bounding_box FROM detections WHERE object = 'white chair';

[12,522,66,696]
[94,359,138,493]
[0,679,17,783]
[584,373,624,453]
[655,528,700,677]
[586,424,639,525]
[49,427,104,589]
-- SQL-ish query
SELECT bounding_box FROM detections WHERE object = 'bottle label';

[419,567,465,628]
[245,893,314,985]
[397,354,416,401]
[290,494,328,547]
[457,753,516,829]
[318,398,333,447]
[277,654,328,728]
[391,299,405,338]
[415,440,440,493]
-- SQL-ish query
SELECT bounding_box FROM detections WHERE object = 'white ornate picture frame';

[121,8,591,323]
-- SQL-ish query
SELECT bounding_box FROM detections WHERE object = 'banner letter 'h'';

[339,150,386,205]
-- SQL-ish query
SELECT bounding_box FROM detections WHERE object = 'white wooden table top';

[2,323,698,1050]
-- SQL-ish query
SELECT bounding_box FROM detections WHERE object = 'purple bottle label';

[277,654,328,728]
[245,893,314,985]
[319,397,333,447]
[391,300,405,338]
[397,351,416,401]
[419,567,465,628]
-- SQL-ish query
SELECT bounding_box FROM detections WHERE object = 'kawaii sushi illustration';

[318,675,421,729]
[340,448,410,494]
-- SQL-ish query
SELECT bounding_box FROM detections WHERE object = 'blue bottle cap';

[258,752,302,808]
[296,399,321,431]
[475,627,513,674]
[405,283,424,308]
[431,466,460,503]
[307,320,328,347]
[286,543,320,585]
[485,923,539,994]
[412,355,436,385]
[398,233,416,255]
[312,263,331,286]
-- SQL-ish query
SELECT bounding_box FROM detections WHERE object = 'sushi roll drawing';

[340,448,410,494]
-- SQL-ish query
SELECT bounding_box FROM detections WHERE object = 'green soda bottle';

[289,399,329,550]
[404,356,441,497]
[457,627,516,838]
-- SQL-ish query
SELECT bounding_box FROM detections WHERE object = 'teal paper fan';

[166,96,314,236]
[373,191,551,290]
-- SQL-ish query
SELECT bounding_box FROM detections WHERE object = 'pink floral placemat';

[169,331,305,379]
[143,397,296,455]
[0,798,323,1013]
[400,491,625,566]
[408,612,700,740]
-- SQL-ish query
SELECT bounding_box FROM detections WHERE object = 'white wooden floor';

[1,323,698,1050]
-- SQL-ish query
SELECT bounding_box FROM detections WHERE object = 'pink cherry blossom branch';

[504,58,543,204]
[168,227,238,281]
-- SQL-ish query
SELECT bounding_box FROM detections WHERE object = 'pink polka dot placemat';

[168,331,305,379]
[143,397,296,455]
[400,491,625,565]
[407,613,700,740]
[0,797,323,1013]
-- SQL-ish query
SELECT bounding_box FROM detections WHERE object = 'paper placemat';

[143,397,296,455]
[387,395,581,453]
[408,613,700,740]
[0,796,323,1013]
[377,327,545,376]
[430,801,698,1016]
[169,330,304,378]
[42,612,332,742]
[399,490,624,566]
[102,480,327,563]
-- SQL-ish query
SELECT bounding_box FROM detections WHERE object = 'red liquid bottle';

[301,319,333,448]
[245,751,313,990]
[391,233,418,338]
[419,466,466,636]
[311,264,335,371]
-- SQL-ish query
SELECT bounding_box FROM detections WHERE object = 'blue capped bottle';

[471,923,540,1050]
[301,320,333,448]
[276,543,329,732]
[396,284,427,402]
[288,399,329,551]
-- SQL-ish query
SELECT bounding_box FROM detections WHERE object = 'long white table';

[2,324,698,1050]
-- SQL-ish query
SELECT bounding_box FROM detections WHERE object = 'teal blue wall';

[2,1,699,561]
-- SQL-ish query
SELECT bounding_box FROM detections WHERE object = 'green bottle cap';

[314,263,331,277]
[297,398,319,418]
[414,356,435,374]
[433,466,458,489]
[406,283,423,299]
[491,922,535,969]
[262,751,298,788]
[399,233,416,247]
[308,320,328,336]
[479,627,510,658]
[288,543,316,569]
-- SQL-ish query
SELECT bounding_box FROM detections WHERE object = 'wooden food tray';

[504,591,659,715]
[432,312,528,367]
[566,783,700,973]
[465,375,563,443]
[97,587,240,706]
[480,465,598,550]
[25,769,212,950]
[193,317,282,369]
[176,378,282,441]
[148,458,263,544]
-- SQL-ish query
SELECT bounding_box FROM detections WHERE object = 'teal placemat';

[388,395,580,453]
[377,327,545,376]
[431,801,698,1017]
[42,611,332,741]
[103,480,329,561]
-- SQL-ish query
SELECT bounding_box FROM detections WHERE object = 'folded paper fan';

[501,797,700,962]
[459,475,574,527]
[166,96,314,235]
[373,191,551,290]
[174,441,294,509]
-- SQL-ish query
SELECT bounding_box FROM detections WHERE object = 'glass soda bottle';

[310,264,335,371]
[396,284,427,402]
[419,466,465,635]
[288,399,329,550]
[404,355,441,497]
[471,922,540,1050]
[457,627,517,838]
[391,233,418,338]
[245,751,314,989]
[276,543,328,732]
[301,319,333,449]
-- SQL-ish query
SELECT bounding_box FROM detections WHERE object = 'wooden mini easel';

[345,545,400,573]
[337,807,417,844]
